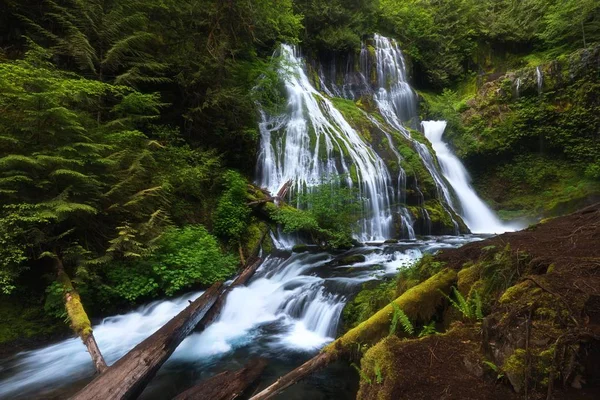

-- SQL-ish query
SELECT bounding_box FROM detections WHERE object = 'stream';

[0,236,482,399]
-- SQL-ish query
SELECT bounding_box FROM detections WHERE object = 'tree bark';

[249,269,458,400]
[172,358,267,400]
[71,282,225,400]
[249,352,336,400]
[56,259,108,374]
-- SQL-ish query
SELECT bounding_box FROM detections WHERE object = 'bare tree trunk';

[56,259,108,374]
[71,282,225,400]
[172,358,267,400]
[249,352,336,400]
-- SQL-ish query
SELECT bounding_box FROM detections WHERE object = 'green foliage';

[389,303,414,336]
[418,321,438,338]
[442,286,483,321]
[294,0,378,53]
[152,226,237,296]
[272,178,363,248]
[213,170,252,242]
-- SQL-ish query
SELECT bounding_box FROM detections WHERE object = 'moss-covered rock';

[338,254,366,265]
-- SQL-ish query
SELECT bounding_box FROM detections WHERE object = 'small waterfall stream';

[422,120,514,234]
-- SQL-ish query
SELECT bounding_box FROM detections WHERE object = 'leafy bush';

[273,178,363,248]
[213,170,251,242]
[153,226,237,296]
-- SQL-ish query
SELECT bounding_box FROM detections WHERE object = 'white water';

[536,66,543,95]
[0,291,202,397]
[422,120,513,234]
[370,34,460,232]
[256,45,397,241]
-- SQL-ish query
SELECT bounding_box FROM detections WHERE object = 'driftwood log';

[72,228,270,400]
[172,358,267,400]
[249,268,458,400]
[71,282,225,400]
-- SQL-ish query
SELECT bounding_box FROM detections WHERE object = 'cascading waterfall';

[422,120,514,234]
[369,34,460,233]
[536,66,543,95]
[256,45,397,241]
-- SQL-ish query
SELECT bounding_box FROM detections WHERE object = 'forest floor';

[361,203,600,400]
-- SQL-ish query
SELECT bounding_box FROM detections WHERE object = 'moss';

[327,268,457,353]
[457,263,482,295]
[503,349,528,392]
[0,296,64,345]
[243,219,273,256]
[57,269,93,340]
[342,279,396,331]
[339,254,366,265]
[292,244,308,253]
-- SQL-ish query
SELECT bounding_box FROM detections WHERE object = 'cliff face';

[423,46,600,221]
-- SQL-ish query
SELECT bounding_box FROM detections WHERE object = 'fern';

[418,321,438,337]
[442,287,484,321]
[389,302,414,336]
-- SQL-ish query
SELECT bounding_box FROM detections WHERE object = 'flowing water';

[536,66,543,95]
[256,45,396,242]
[0,34,509,399]
[422,121,514,234]
[0,238,481,399]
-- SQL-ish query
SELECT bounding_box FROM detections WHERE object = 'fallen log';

[249,268,458,400]
[72,229,270,400]
[172,358,268,400]
[56,258,108,374]
[71,282,225,400]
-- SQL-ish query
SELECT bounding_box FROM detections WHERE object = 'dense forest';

[0,0,599,398]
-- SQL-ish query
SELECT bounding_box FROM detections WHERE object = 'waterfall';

[515,77,521,98]
[536,67,543,95]
[256,45,397,241]
[369,34,460,233]
[422,120,513,234]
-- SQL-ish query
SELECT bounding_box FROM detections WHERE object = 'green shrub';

[153,225,237,295]
[213,170,251,242]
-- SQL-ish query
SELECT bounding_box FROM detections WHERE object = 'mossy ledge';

[350,203,600,399]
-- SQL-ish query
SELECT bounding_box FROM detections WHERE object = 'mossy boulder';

[292,244,309,253]
[338,254,366,266]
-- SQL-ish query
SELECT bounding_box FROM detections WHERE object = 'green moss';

[243,219,273,256]
[339,254,366,265]
[342,279,396,331]
[503,349,528,392]
[457,263,482,295]
[328,268,457,353]
[0,296,64,345]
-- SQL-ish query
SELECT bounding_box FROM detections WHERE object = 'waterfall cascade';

[422,121,513,234]
[536,66,543,94]
[257,45,400,241]
[257,35,473,241]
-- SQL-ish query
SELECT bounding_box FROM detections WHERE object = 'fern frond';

[389,302,414,336]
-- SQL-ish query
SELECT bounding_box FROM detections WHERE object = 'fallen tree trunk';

[56,258,108,374]
[72,229,270,400]
[71,282,224,400]
[172,358,268,400]
[249,268,458,400]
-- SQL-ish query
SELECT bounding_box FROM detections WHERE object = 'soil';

[358,324,518,400]
[360,203,600,400]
